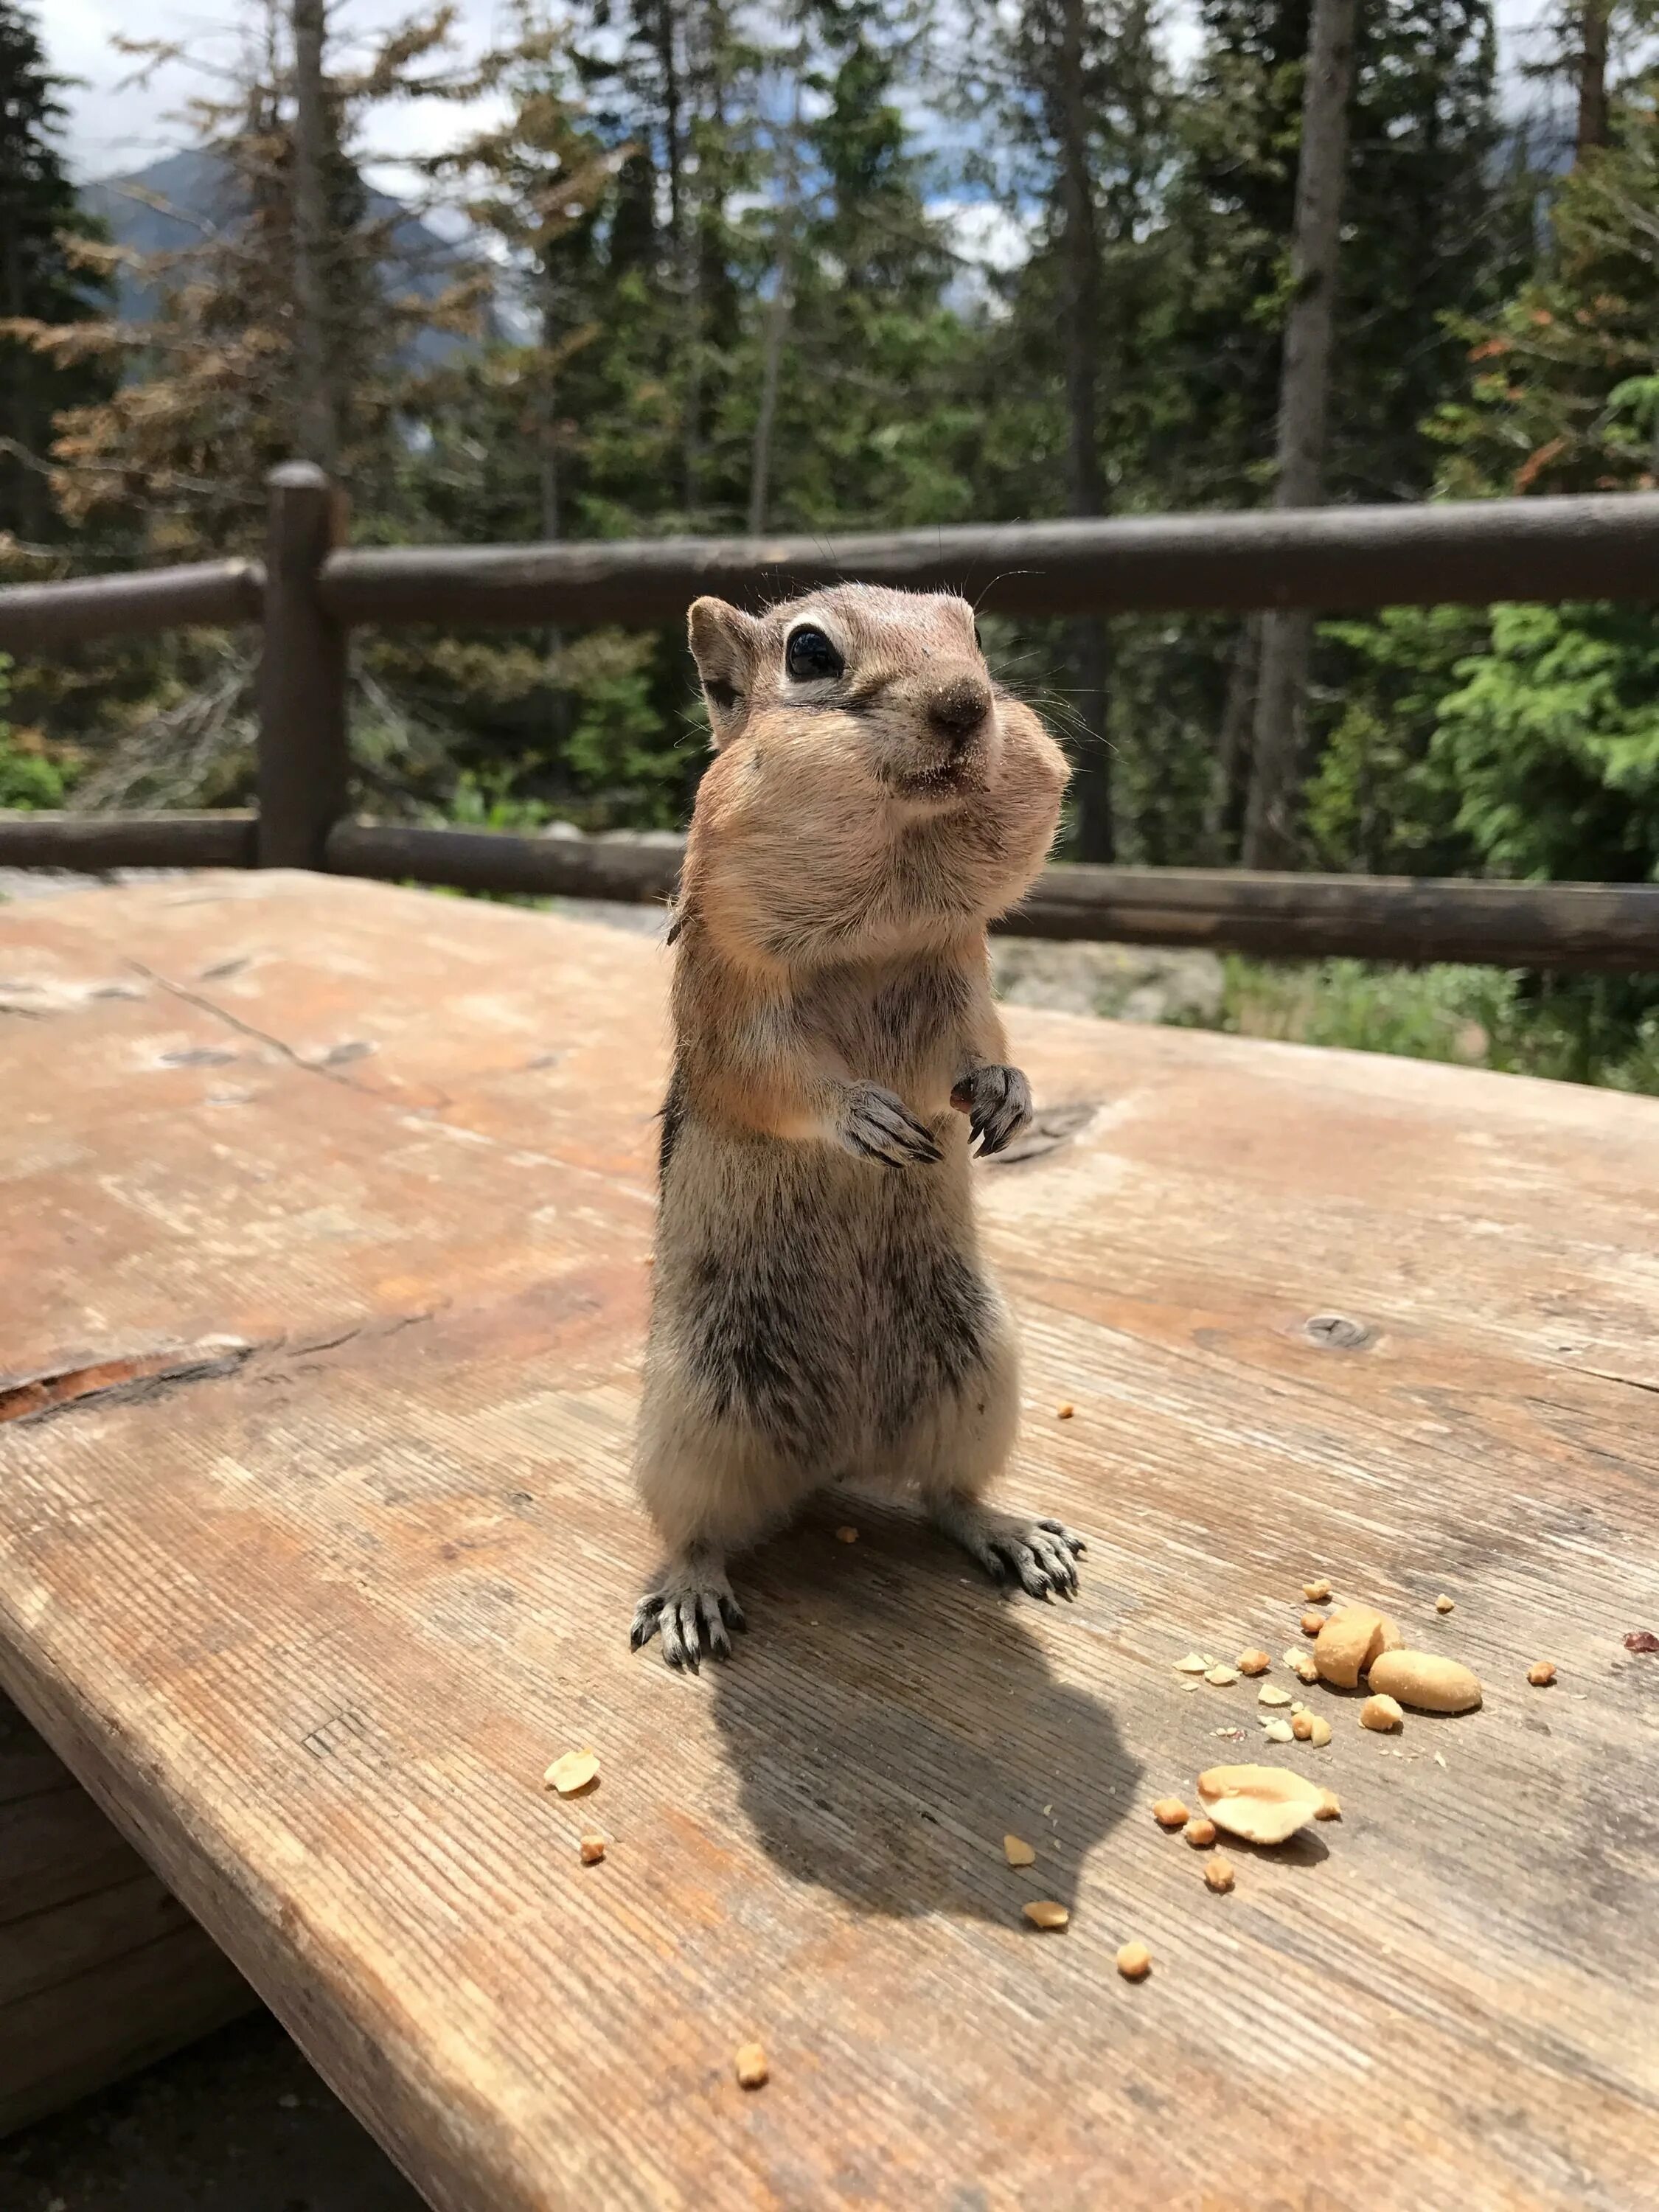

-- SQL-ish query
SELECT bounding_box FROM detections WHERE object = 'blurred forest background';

[3,0,1658,1085]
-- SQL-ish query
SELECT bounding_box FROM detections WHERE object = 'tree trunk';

[1206,619,1259,860]
[1241,0,1357,872]
[1056,0,1113,862]
[1576,0,1610,158]
[291,0,340,472]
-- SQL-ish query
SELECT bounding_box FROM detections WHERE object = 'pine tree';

[0,0,114,550]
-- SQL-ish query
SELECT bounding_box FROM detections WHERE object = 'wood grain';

[1,872,1656,2211]
[0,1694,256,2135]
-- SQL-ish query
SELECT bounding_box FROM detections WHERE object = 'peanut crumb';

[1203,1857,1235,1893]
[1300,1610,1326,1637]
[1361,1694,1404,1733]
[1257,1684,1293,1708]
[1024,1899,1069,1930]
[835,1526,859,1544]
[1056,1402,1075,1419]
[1205,1663,1239,1686]
[1116,1941,1152,1980]
[734,2042,769,2090]
[1183,1816,1217,1848]
[1436,1594,1455,1614]
[1304,1579,1332,1602]
[1237,1649,1271,1676]
[1526,1660,1557,1688]
[1315,1791,1342,1820]
[1152,1797,1191,1829]
[578,1833,606,1864]
[1004,1833,1037,1867]
[543,1750,599,1796]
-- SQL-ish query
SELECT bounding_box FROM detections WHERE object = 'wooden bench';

[2,870,1656,2208]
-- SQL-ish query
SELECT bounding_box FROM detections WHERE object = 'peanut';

[1183,1816,1217,1848]
[1360,1694,1405,1732]
[1313,1606,1402,1689]
[543,1750,599,1796]
[1152,1797,1191,1829]
[1004,1833,1037,1866]
[1196,1764,1327,1845]
[1367,1649,1482,1714]
[1116,1941,1152,1980]
[1024,1899,1070,1930]
[1203,1857,1235,1893]
[1303,1579,1332,1602]
[1527,1660,1557,1688]
[1237,1649,1271,1676]
[734,2042,769,2089]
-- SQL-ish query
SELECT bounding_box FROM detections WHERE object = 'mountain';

[80,147,483,367]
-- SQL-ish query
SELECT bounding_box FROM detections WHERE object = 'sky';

[46,0,1563,192]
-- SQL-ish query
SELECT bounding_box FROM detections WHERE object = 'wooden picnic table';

[1,869,1656,2210]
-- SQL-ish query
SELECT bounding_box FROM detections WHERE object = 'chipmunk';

[630,582,1083,1668]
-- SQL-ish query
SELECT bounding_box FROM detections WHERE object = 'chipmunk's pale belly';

[653,1115,1005,1473]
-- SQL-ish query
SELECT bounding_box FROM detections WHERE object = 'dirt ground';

[1,2014,426,2212]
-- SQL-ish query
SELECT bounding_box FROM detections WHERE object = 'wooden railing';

[4,460,1659,973]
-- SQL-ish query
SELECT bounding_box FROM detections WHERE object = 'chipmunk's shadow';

[706,1500,1139,1924]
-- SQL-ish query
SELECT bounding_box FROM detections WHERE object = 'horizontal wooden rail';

[0,561,263,652]
[0,811,257,871]
[319,495,1659,628]
[321,821,1659,974]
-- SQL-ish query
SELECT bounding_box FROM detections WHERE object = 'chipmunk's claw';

[951,1063,1033,1158]
[631,1565,747,1670]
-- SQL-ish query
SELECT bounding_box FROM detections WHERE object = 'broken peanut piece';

[1368,1649,1481,1714]
[1300,1610,1327,1638]
[1263,1719,1293,1743]
[1303,1579,1332,1603]
[1024,1899,1070,1931]
[1152,1797,1191,1829]
[543,1750,599,1797]
[835,1525,859,1544]
[1056,1402,1075,1419]
[1257,1684,1292,1707]
[1284,1649,1319,1686]
[1175,1653,1208,1674]
[1004,1834,1037,1867]
[1527,1660,1558,1688]
[1116,1941,1152,1980]
[1361,1694,1405,1733]
[578,1833,607,1864]
[1436,1594,1455,1614]
[1292,1712,1332,1747]
[1183,1816,1217,1848]
[734,2042,769,2090]
[1197,1764,1326,1846]
[1205,1664,1239,1686]
[1313,1606,1402,1690]
[1237,1649,1270,1676]
[1203,1856,1235,1893]
[1315,1790,1342,1820]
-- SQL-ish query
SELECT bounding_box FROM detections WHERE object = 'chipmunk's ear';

[687,597,760,748]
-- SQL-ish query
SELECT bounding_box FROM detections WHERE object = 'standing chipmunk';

[630,582,1083,1668]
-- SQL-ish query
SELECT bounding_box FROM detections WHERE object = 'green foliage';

[1202,957,1659,1094]
[0,653,69,806]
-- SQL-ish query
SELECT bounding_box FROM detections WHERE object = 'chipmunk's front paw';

[950,1063,1032,1157]
[630,1557,747,1671]
[838,1081,942,1169]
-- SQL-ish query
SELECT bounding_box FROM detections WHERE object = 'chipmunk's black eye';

[785,627,844,682]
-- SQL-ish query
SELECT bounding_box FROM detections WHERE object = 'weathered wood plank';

[1,874,1656,2210]
[0,560,263,652]
[0,1696,256,2136]
[0,810,257,872]
[319,492,1659,625]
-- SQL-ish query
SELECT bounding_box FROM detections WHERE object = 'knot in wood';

[1304,1312,1374,1351]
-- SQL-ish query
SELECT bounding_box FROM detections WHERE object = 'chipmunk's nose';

[927,673,993,748]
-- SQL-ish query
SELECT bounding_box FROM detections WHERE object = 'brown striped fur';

[630,585,1085,1668]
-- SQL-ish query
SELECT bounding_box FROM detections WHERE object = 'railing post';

[258,462,348,869]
